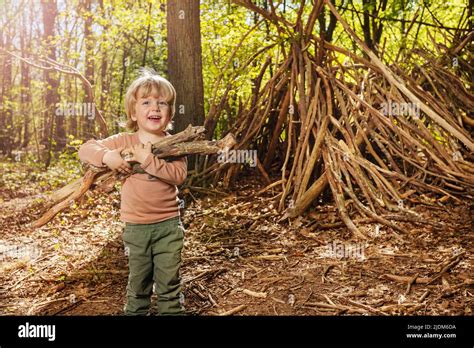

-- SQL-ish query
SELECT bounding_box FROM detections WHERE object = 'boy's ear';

[131,113,137,121]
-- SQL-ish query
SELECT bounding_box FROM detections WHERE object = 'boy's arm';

[78,134,126,167]
[139,155,187,186]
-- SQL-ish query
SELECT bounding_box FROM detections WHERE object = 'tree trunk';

[166,0,205,168]
[82,0,94,139]
[362,0,374,51]
[41,0,61,166]
[116,47,129,134]
[0,0,13,156]
[361,0,387,53]
[20,5,31,148]
[142,2,152,67]
[65,2,78,139]
[99,0,109,132]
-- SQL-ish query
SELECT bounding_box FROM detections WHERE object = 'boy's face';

[132,87,171,135]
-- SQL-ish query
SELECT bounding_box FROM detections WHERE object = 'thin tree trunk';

[142,2,152,67]
[116,47,129,134]
[0,0,13,156]
[20,5,31,148]
[82,0,94,139]
[362,0,374,51]
[41,0,60,167]
[99,0,109,131]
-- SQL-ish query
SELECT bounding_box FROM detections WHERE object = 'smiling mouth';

[148,115,162,120]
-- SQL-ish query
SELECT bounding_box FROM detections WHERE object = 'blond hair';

[123,68,176,132]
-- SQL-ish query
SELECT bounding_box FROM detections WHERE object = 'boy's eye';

[142,101,149,105]
[159,102,169,107]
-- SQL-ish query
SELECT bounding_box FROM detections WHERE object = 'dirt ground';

[0,166,472,316]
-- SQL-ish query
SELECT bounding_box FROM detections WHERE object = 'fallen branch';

[345,299,390,316]
[242,289,267,298]
[427,252,465,285]
[383,274,431,284]
[216,304,247,316]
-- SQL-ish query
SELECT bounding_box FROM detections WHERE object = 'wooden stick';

[383,274,431,284]
[217,304,247,316]
[242,289,267,298]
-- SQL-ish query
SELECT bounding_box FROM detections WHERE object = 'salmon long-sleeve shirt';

[78,132,187,224]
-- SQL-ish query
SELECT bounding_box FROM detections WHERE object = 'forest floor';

[0,159,472,316]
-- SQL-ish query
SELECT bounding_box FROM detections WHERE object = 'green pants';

[123,216,185,315]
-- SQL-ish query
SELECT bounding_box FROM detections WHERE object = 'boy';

[78,69,187,315]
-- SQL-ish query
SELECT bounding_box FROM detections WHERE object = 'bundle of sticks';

[32,125,236,228]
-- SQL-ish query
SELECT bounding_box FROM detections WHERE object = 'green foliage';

[0,135,83,200]
[0,0,469,163]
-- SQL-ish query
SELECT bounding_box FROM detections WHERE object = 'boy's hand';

[128,142,152,164]
[102,146,132,174]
